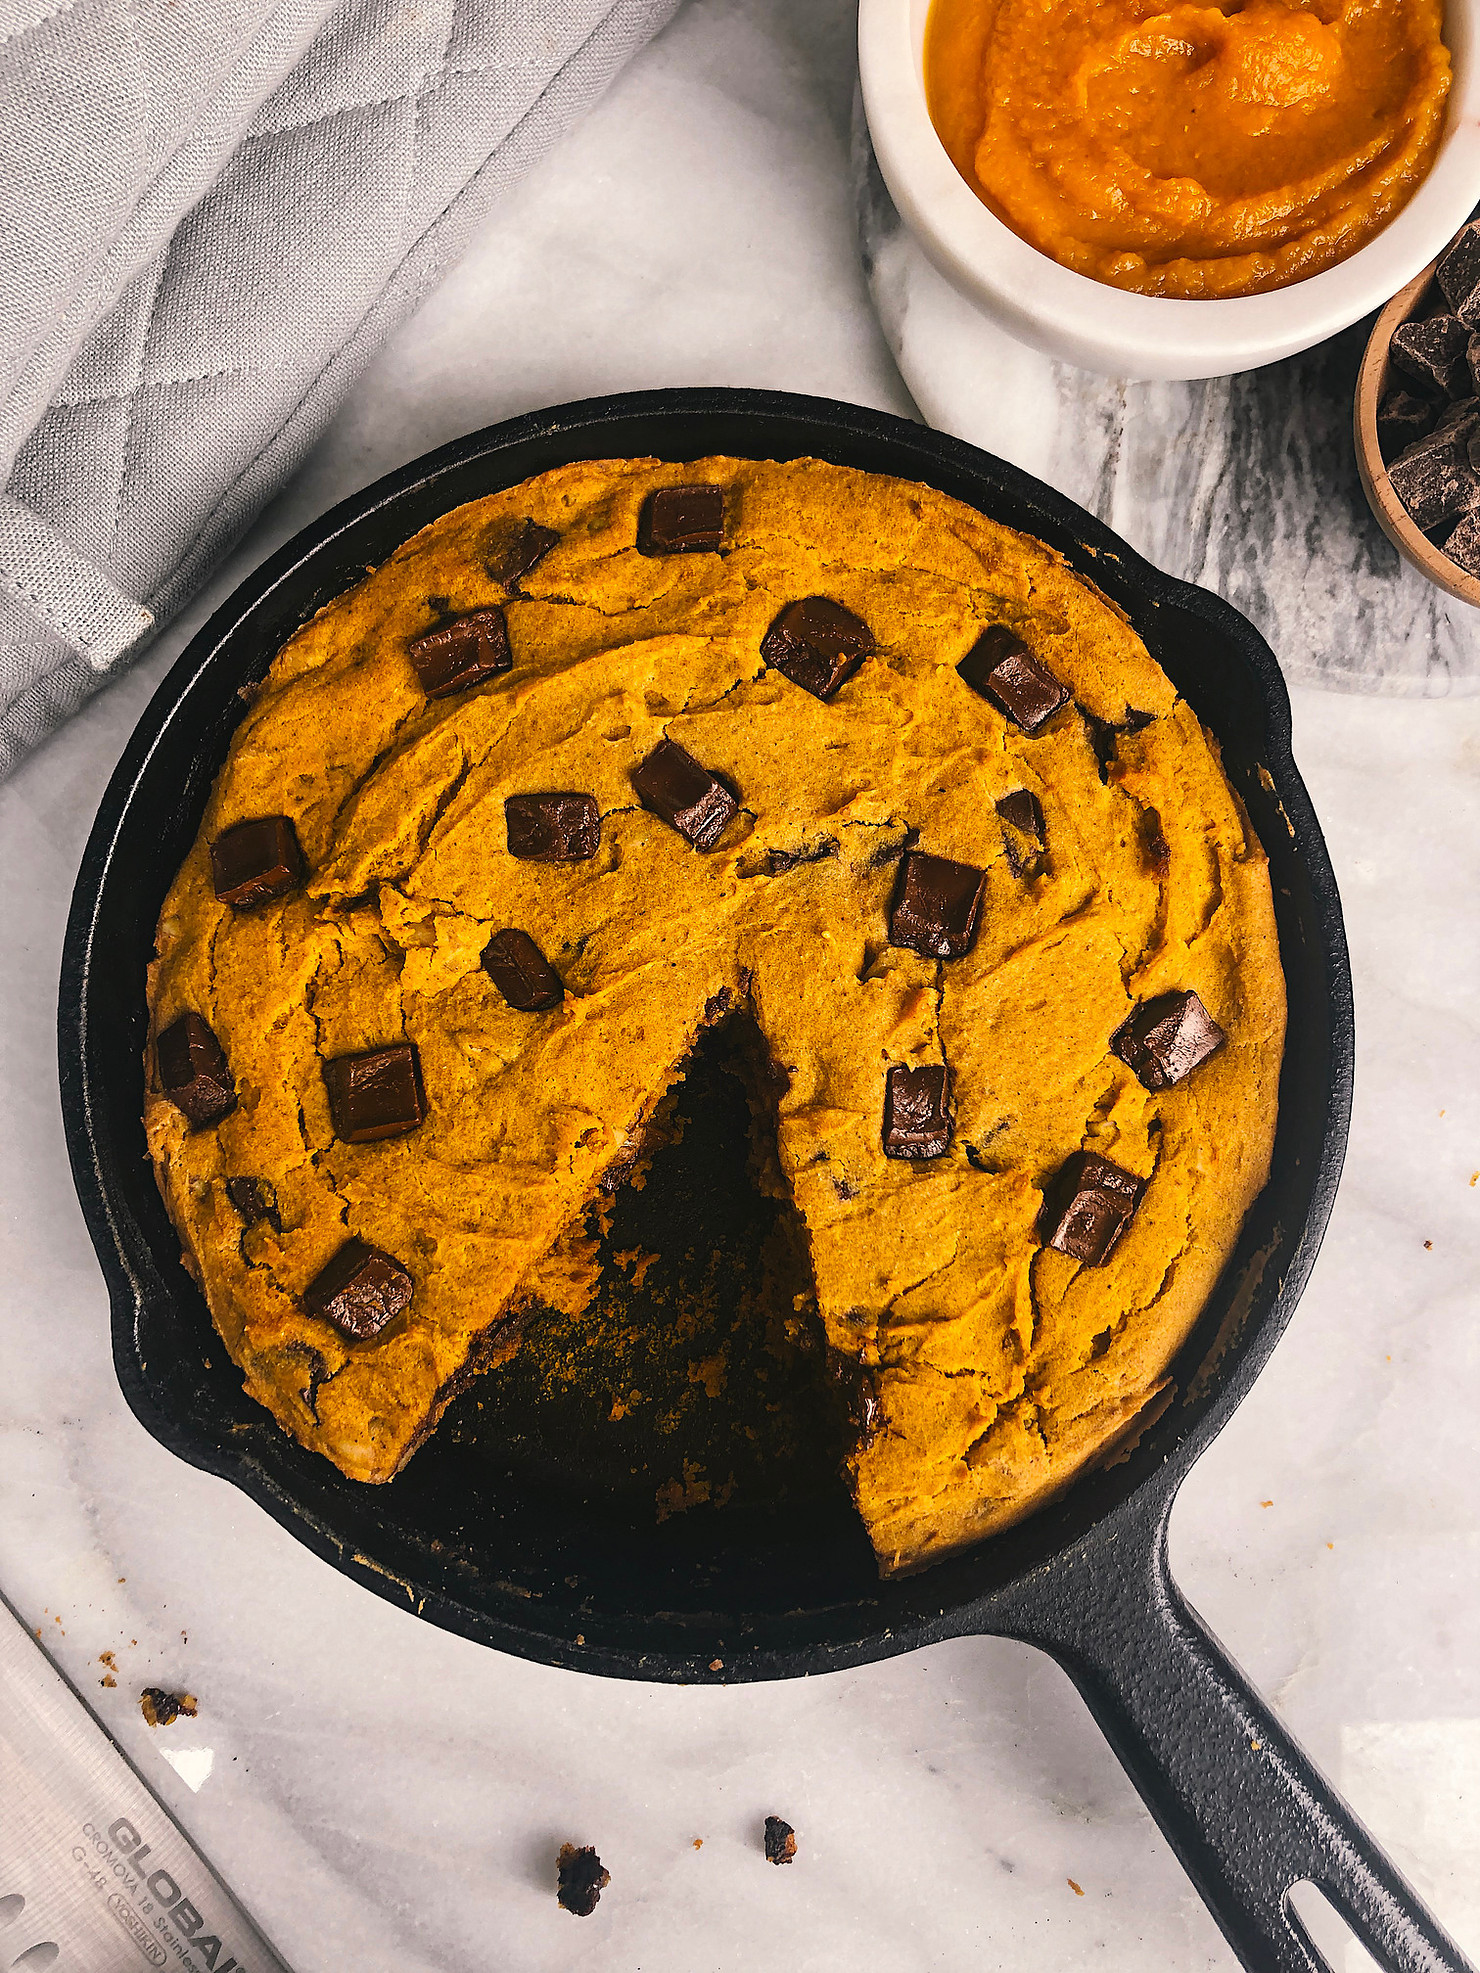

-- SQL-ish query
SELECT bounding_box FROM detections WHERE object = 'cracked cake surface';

[145,453,1285,1577]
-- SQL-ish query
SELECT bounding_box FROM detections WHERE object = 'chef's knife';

[0,1588,291,1971]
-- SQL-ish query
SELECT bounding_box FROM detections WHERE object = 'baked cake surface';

[145,455,1285,1577]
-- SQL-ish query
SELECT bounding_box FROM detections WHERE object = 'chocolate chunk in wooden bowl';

[957,625,1068,734]
[1377,390,1438,462]
[1443,508,1480,576]
[1390,313,1470,400]
[210,815,303,908]
[304,1237,413,1339]
[1111,989,1226,1090]
[504,792,601,862]
[760,597,874,700]
[1040,1151,1145,1264]
[323,1042,426,1142]
[482,928,564,1011]
[995,789,1047,877]
[407,605,511,698]
[888,849,987,958]
[883,1064,953,1159]
[156,1012,237,1127]
[1386,429,1480,532]
[637,483,725,555]
[632,738,738,850]
[1436,220,1480,329]
[488,518,559,588]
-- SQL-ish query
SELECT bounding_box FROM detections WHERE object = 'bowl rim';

[1353,231,1480,609]
[858,0,1480,380]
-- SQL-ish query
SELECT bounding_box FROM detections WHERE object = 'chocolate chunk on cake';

[304,1238,413,1338]
[632,739,737,849]
[408,605,511,697]
[211,816,303,909]
[638,484,725,555]
[958,626,1068,733]
[761,597,874,700]
[156,1012,236,1128]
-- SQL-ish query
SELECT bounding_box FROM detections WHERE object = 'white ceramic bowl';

[858,0,1480,381]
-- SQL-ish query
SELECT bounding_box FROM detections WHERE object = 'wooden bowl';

[1354,227,1480,609]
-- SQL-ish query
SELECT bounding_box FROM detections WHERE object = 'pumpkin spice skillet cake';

[144,455,1285,1579]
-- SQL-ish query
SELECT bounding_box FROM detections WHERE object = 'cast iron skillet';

[59,390,1471,1973]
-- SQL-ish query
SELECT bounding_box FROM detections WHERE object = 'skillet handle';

[988,1497,1474,1973]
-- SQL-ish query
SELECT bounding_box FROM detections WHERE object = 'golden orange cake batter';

[926,0,1450,298]
[145,456,1285,1577]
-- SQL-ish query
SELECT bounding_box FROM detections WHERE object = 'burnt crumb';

[557,1843,610,1915]
[235,676,267,706]
[140,1688,197,1728]
[768,835,840,875]
[764,1816,798,1865]
[870,824,920,868]
[831,1174,859,1202]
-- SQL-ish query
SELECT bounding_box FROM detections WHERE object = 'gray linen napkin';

[0,0,681,777]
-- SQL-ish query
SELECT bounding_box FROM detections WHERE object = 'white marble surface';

[2,3,1478,1969]
[853,111,1480,699]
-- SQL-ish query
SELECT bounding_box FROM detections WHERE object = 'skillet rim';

[57,386,1354,1682]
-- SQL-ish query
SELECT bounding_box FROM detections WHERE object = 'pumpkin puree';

[925,0,1451,297]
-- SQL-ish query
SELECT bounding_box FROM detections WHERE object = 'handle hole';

[1287,1880,1394,1973]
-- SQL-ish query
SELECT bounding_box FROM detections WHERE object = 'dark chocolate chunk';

[1111,989,1226,1090]
[632,738,738,850]
[996,788,1046,877]
[489,517,559,587]
[1387,430,1480,531]
[957,625,1068,733]
[1437,221,1480,327]
[1444,507,1480,576]
[226,1176,280,1231]
[883,1064,953,1159]
[637,483,725,555]
[1377,390,1437,462]
[156,1012,236,1128]
[888,849,987,958]
[482,927,564,1011]
[323,1042,426,1142]
[407,605,511,698]
[210,815,303,909]
[1390,313,1469,400]
[504,792,601,861]
[304,1237,413,1339]
[760,596,875,700]
[1041,1151,1145,1264]
[764,1817,798,1866]
[556,1844,610,1916]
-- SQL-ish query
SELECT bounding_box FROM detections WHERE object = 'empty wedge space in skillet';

[142,452,1285,1579]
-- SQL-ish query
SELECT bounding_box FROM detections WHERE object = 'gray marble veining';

[854,105,1480,695]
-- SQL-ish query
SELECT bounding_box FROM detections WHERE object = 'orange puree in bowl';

[925,0,1451,297]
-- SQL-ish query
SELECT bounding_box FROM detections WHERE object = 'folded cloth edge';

[0,0,683,780]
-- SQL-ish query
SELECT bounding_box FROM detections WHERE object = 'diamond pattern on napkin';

[0,0,681,776]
